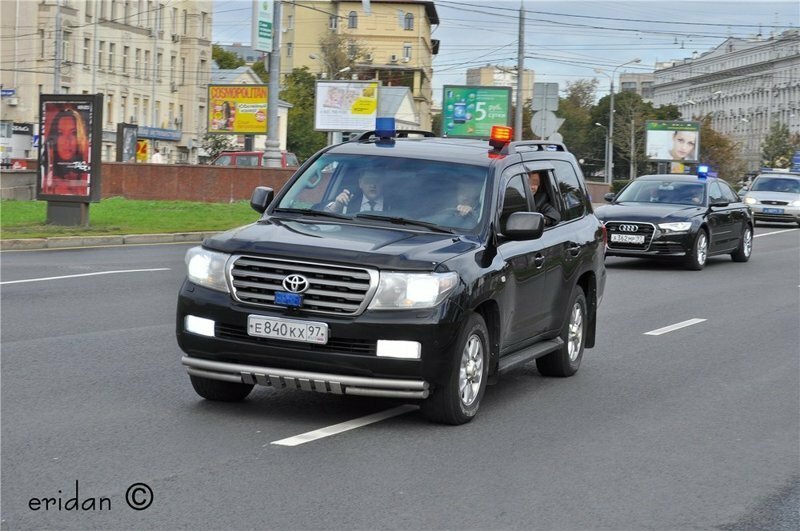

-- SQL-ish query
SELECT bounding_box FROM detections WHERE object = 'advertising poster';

[314,81,379,132]
[646,121,701,163]
[37,94,103,202]
[116,123,138,162]
[251,0,273,53]
[136,139,149,162]
[208,85,268,135]
[442,85,512,138]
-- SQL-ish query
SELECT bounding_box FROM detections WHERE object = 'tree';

[201,132,236,162]
[280,68,327,161]
[761,122,794,168]
[212,44,245,69]
[317,33,370,79]
[556,79,601,176]
[698,115,746,182]
[252,60,268,83]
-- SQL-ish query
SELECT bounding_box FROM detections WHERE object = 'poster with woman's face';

[39,99,94,197]
[645,122,701,163]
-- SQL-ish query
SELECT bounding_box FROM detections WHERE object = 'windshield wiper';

[354,213,456,234]
[273,207,351,220]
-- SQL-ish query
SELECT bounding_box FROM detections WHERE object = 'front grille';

[761,200,789,206]
[216,323,377,355]
[605,221,656,251]
[229,256,377,316]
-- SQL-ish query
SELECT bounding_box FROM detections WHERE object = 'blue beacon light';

[697,164,709,179]
[375,117,396,140]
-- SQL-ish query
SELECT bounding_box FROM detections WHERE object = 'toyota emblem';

[282,274,310,294]
[618,224,639,233]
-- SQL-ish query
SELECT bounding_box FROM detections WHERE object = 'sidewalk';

[0,231,221,251]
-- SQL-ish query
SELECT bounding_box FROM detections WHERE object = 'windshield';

[615,180,706,206]
[275,153,490,232]
[750,176,800,194]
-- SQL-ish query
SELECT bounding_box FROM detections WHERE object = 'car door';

[720,180,750,242]
[495,169,551,350]
[707,181,736,252]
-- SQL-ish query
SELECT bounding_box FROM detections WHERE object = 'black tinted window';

[552,160,588,220]
[719,181,739,202]
[499,175,528,232]
[708,182,724,202]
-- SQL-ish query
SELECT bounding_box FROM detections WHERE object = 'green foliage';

[557,79,602,177]
[611,180,630,194]
[698,115,746,182]
[431,112,442,136]
[280,68,327,161]
[252,61,268,83]
[1,197,258,239]
[761,122,795,168]
[212,44,245,69]
[318,33,370,79]
[201,133,236,162]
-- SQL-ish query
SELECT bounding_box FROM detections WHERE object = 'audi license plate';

[610,233,645,244]
[763,208,784,214]
[247,316,328,344]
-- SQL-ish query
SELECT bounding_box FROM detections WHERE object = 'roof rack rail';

[353,130,436,141]
[505,141,568,154]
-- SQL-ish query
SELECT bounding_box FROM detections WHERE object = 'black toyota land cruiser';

[177,124,606,424]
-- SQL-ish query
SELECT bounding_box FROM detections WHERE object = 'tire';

[536,286,586,377]
[190,374,254,402]
[684,228,708,271]
[421,313,489,425]
[731,225,753,262]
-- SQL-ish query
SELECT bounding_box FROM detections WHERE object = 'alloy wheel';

[459,333,484,407]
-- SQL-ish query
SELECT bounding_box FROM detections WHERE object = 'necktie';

[367,200,376,211]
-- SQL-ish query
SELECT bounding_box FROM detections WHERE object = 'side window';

[551,160,589,221]
[213,155,232,166]
[708,182,724,203]
[720,181,740,202]
[499,175,528,232]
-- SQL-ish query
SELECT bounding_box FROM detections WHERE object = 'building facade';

[619,72,655,101]
[280,0,439,130]
[465,64,535,104]
[0,0,213,164]
[652,31,800,171]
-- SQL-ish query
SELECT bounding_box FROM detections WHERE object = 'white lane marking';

[0,268,170,285]
[754,228,799,238]
[270,404,419,447]
[644,318,707,336]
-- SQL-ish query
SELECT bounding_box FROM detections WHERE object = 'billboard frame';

[441,85,512,139]
[645,120,701,163]
[207,84,269,135]
[314,80,380,132]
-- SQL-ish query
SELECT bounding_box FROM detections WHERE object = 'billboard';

[208,85,268,135]
[646,121,701,163]
[116,123,138,162]
[314,81,379,132]
[37,94,103,202]
[442,85,512,138]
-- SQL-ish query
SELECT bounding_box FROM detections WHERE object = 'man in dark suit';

[325,170,389,214]
[528,171,561,227]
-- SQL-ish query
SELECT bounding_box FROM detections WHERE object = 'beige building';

[465,64,535,104]
[619,73,655,101]
[281,0,439,130]
[0,0,213,164]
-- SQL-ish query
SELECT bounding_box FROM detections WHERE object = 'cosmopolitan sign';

[207,85,268,135]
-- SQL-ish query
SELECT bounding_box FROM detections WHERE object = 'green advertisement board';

[442,85,512,138]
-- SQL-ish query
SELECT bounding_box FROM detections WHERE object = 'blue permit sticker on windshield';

[274,291,303,308]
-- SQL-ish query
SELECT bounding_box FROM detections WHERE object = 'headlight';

[791,200,800,207]
[185,246,230,293]
[658,222,692,233]
[368,272,459,309]
[743,197,757,205]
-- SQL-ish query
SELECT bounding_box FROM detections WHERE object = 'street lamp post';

[594,122,608,181]
[596,58,641,184]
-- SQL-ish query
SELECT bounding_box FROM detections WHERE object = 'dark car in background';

[596,174,753,270]
[741,172,800,226]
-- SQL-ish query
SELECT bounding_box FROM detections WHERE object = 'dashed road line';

[754,228,799,238]
[1,268,171,285]
[270,405,419,447]
[644,318,707,336]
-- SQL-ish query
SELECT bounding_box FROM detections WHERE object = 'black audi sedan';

[596,174,754,270]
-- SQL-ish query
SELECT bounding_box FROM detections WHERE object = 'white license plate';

[610,233,645,244]
[763,208,784,214]
[247,315,329,344]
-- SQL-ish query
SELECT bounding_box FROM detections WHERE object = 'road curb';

[0,231,216,251]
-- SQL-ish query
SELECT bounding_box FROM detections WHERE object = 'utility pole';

[264,0,282,167]
[629,118,636,180]
[91,5,99,93]
[151,5,159,154]
[514,2,525,141]
[54,0,62,93]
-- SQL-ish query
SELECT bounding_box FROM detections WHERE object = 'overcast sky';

[214,1,800,100]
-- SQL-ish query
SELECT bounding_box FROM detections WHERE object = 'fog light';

[185,315,215,337]
[376,340,421,359]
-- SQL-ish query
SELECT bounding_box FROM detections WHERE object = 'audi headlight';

[791,200,800,207]
[185,246,230,293]
[658,222,692,233]
[368,272,459,309]
[743,197,757,205]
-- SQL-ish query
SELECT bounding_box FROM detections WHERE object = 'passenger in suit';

[325,170,390,214]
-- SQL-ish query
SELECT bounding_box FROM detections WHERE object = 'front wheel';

[731,225,753,262]
[684,228,708,270]
[536,286,586,377]
[190,374,254,402]
[421,313,489,425]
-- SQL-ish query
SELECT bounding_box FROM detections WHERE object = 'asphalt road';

[1,225,798,530]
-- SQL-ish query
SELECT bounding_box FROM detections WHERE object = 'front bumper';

[749,204,800,223]
[177,281,464,395]
[605,230,693,258]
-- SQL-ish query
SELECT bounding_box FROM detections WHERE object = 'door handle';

[567,243,581,256]
[533,254,545,268]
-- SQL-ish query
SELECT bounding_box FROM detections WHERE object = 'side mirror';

[604,192,616,203]
[502,212,544,240]
[250,186,274,214]
[710,200,729,207]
